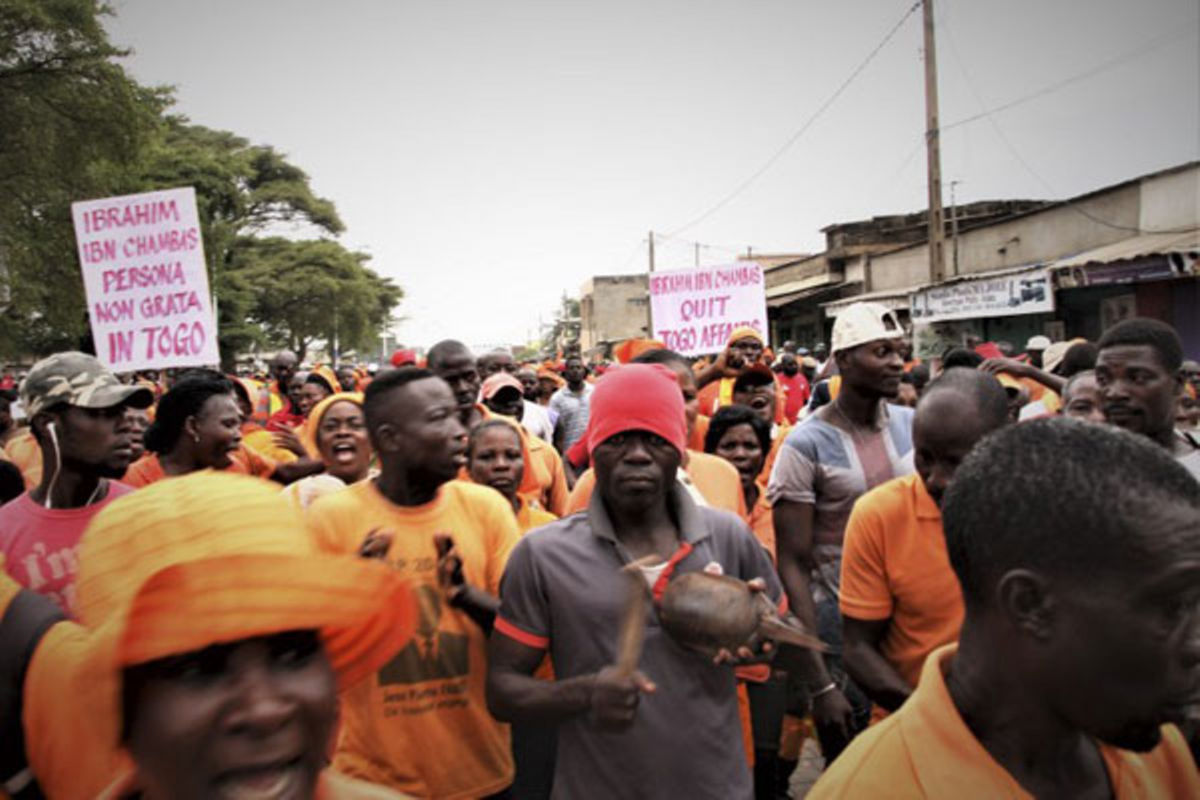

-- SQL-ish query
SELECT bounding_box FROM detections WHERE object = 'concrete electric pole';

[923,0,946,285]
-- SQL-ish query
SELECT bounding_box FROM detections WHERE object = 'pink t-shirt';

[0,481,134,616]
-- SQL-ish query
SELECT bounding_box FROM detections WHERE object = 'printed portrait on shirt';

[379,583,469,685]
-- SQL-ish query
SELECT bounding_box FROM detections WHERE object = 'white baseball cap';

[1025,335,1051,351]
[831,302,904,354]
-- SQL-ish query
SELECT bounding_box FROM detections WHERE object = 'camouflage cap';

[19,352,154,418]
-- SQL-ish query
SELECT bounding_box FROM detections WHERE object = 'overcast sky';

[104,0,1199,352]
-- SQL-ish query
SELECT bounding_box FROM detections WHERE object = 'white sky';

[104,0,1200,351]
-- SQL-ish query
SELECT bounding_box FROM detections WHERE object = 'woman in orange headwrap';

[466,418,557,534]
[281,392,374,509]
[1,471,417,799]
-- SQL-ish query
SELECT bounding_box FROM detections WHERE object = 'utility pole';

[646,231,655,336]
[949,179,961,276]
[923,0,946,285]
[694,242,701,267]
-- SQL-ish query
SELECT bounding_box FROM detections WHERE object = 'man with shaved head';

[477,349,518,378]
[812,419,1200,797]
[427,339,484,429]
[839,369,1010,723]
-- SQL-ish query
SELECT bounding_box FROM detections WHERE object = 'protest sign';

[71,187,219,372]
[649,263,768,357]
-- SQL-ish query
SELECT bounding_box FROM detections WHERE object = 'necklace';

[829,397,879,446]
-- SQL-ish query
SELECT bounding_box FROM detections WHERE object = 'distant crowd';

[0,305,1197,799]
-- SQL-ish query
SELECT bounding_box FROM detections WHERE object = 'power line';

[941,23,1198,136]
[874,21,1200,200]
[665,0,923,238]
[941,7,1199,235]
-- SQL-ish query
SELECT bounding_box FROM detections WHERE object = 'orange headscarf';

[54,472,417,796]
[726,326,764,347]
[308,365,341,396]
[613,338,666,364]
[301,391,366,461]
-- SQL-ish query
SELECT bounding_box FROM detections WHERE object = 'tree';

[231,237,402,362]
[0,2,401,365]
[0,0,166,355]
[136,121,349,366]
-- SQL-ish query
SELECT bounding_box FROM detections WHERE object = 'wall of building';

[763,255,827,289]
[579,274,649,351]
[868,183,1144,292]
[1140,166,1199,230]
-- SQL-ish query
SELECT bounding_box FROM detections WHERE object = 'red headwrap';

[390,349,417,368]
[586,364,687,458]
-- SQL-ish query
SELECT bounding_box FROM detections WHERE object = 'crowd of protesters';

[0,304,1197,799]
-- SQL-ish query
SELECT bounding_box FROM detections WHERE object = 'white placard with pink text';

[72,187,219,372]
[649,263,768,357]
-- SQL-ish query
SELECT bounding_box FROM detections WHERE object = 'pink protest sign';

[71,187,219,372]
[648,263,768,357]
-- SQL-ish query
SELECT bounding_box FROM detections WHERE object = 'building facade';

[578,273,650,356]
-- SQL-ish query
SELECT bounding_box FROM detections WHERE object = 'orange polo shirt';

[839,474,963,722]
[808,645,1200,799]
[564,450,747,517]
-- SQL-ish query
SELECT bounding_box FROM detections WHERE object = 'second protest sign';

[649,263,768,357]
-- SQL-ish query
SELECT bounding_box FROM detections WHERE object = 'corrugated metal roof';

[766,273,839,298]
[1051,229,1199,269]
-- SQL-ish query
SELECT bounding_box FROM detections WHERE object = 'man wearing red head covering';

[487,363,790,799]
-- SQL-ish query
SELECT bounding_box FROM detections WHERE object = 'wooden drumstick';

[614,555,661,677]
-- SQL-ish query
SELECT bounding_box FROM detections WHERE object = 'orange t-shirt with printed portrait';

[306,479,520,800]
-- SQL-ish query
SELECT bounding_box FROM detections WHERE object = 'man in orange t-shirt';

[307,367,520,798]
[811,419,1200,798]
[840,369,1010,723]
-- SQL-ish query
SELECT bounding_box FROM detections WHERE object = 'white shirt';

[522,400,555,443]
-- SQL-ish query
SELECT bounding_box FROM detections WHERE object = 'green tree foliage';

[0,0,165,355]
[136,120,353,366]
[0,1,403,366]
[231,237,401,362]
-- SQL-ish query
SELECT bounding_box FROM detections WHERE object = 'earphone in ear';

[44,421,61,510]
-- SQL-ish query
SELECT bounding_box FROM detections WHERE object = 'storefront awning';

[1052,229,1199,269]
[765,273,840,299]
[767,281,846,308]
[1051,229,1199,287]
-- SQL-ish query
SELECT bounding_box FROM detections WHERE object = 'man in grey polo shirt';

[487,363,784,799]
